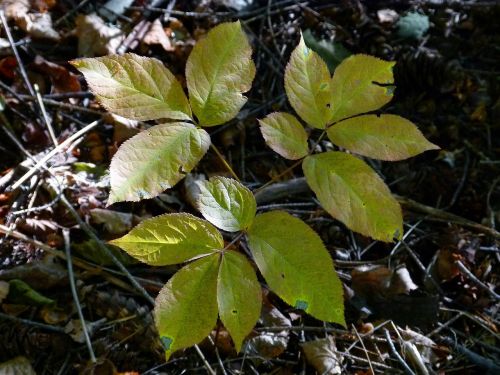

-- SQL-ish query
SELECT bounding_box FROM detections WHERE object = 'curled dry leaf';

[143,18,174,52]
[75,13,124,56]
[301,336,343,375]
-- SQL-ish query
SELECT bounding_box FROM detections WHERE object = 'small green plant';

[110,177,344,358]
[71,22,345,359]
[71,21,255,205]
[259,36,439,242]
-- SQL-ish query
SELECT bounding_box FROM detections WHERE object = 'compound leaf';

[285,35,334,129]
[155,254,220,360]
[259,112,309,160]
[108,122,210,205]
[71,53,192,121]
[110,213,223,266]
[186,21,255,126]
[330,54,395,123]
[197,177,256,232]
[218,251,261,352]
[247,211,345,324]
[303,152,403,242]
[327,114,439,161]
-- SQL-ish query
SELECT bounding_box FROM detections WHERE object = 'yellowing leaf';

[303,152,403,242]
[186,21,255,126]
[330,54,395,123]
[285,35,334,129]
[70,53,192,121]
[247,211,345,324]
[155,254,220,359]
[259,112,309,160]
[108,122,210,205]
[218,251,261,352]
[327,114,439,161]
[109,213,223,265]
[196,177,256,232]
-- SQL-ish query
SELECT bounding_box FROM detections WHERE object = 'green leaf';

[247,211,345,324]
[70,53,192,121]
[330,54,395,123]
[302,29,351,72]
[109,213,223,266]
[108,122,210,205]
[155,254,220,360]
[7,279,55,306]
[303,152,403,242]
[285,35,334,129]
[186,21,255,126]
[218,251,261,352]
[196,177,256,232]
[327,114,439,161]
[259,112,309,160]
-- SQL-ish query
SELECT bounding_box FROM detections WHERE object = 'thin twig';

[194,344,217,375]
[34,83,58,146]
[352,324,375,375]
[0,312,66,333]
[384,328,416,375]
[210,143,240,181]
[455,260,500,300]
[63,229,97,363]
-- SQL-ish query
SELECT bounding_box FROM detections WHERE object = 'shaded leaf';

[73,239,137,266]
[186,21,255,126]
[397,12,430,39]
[110,213,223,266]
[302,29,351,72]
[285,35,334,129]
[7,279,55,306]
[259,112,309,160]
[327,114,439,161]
[303,151,403,242]
[75,13,124,56]
[247,211,345,324]
[196,177,256,232]
[155,254,220,360]
[71,53,192,121]
[218,251,261,352]
[330,54,395,123]
[107,122,210,205]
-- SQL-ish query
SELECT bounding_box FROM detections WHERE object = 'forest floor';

[0,0,499,374]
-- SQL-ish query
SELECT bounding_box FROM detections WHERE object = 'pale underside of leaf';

[259,112,309,160]
[108,122,210,205]
[303,152,403,242]
[186,21,256,126]
[154,254,220,360]
[284,36,334,129]
[71,53,192,121]
[109,213,223,265]
[196,176,257,232]
[327,114,440,161]
[329,54,395,123]
[217,251,262,352]
[247,211,345,324]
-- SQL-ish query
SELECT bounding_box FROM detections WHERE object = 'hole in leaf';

[326,103,331,108]
[232,309,238,314]
[178,166,187,175]
[295,300,309,310]
[136,189,149,199]
[160,336,173,350]
[281,273,285,279]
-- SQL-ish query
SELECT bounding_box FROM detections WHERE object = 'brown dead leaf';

[31,56,81,94]
[32,0,56,12]
[0,56,17,80]
[142,18,174,52]
[17,12,60,40]
[75,13,124,57]
[301,336,343,374]
[0,356,36,375]
[1,0,29,21]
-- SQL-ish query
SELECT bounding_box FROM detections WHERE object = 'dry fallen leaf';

[143,18,174,52]
[301,336,343,375]
[31,56,81,94]
[75,13,124,56]
[17,13,60,40]
[0,356,36,375]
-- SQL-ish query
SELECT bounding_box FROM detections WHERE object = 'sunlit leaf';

[108,122,210,205]
[218,251,261,352]
[247,211,345,324]
[327,114,439,161]
[186,21,255,126]
[70,53,192,121]
[259,112,309,160]
[285,35,334,129]
[109,213,223,265]
[303,152,403,242]
[155,254,220,360]
[196,177,256,232]
[329,54,395,123]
